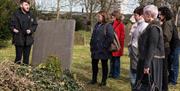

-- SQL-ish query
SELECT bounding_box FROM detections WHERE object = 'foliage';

[72,15,88,31]
[0,0,17,41]
[38,56,62,79]
[0,56,84,91]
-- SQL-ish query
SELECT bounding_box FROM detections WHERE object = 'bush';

[72,15,85,31]
[0,56,84,91]
[0,0,17,41]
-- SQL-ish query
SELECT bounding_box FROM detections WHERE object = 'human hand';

[144,68,150,74]
[13,29,19,33]
[26,29,31,34]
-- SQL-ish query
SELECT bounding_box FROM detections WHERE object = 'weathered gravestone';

[32,20,75,70]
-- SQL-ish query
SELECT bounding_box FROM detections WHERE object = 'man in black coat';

[10,0,38,64]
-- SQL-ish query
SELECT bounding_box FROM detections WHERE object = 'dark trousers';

[162,48,170,91]
[91,59,108,82]
[15,45,32,64]
[168,47,180,85]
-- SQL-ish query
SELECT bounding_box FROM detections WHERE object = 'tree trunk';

[56,0,60,20]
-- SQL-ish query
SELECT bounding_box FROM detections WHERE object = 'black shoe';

[88,80,97,85]
[99,81,106,86]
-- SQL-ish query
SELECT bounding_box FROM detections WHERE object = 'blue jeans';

[169,47,180,85]
[109,56,120,78]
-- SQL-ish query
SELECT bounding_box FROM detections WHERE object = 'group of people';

[129,5,180,91]
[89,4,180,91]
[9,0,180,91]
[89,10,125,86]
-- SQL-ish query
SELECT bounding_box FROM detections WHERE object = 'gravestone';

[32,20,76,70]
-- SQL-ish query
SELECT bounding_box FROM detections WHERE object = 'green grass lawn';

[72,45,180,91]
[0,45,180,91]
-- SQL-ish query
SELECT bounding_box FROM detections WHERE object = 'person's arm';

[163,22,172,46]
[105,24,114,48]
[28,14,38,34]
[104,24,114,48]
[90,23,98,52]
[144,26,160,74]
[10,12,19,33]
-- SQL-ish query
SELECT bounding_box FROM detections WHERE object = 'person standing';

[128,6,149,89]
[109,10,125,79]
[10,0,38,65]
[135,5,165,91]
[159,7,180,85]
[158,7,173,91]
[168,25,180,85]
[89,11,114,86]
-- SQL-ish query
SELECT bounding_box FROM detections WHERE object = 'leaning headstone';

[32,20,76,70]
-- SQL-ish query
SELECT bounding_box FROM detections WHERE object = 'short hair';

[158,7,173,21]
[144,5,158,19]
[20,0,30,4]
[97,10,109,23]
[111,10,122,20]
[134,6,144,15]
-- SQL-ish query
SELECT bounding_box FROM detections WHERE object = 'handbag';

[133,74,159,91]
[104,23,121,52]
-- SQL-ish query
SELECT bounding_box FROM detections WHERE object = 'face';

[134,13,141,22]
[20,2,30,12]
[158,12,165,21]
[97,14,103,22]
[143,12,151,23]
[111,16,116,21]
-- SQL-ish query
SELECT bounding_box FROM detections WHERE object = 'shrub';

[0,0,17,42]
[0,56,84,91]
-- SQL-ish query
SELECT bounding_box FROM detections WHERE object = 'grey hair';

[144,5,158,18]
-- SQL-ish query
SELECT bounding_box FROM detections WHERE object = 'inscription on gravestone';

[32,20,76,70]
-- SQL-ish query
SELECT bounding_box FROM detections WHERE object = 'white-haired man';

[135,5,165,91]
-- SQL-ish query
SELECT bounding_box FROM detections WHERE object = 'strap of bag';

[104,23,108,35]
[104,22,121,35]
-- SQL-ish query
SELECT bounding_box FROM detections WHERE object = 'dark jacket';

[170,23,180,51]
[90,22,114,60]
[138,20,165,68]
[162,20,173,48]
[10,8,38,46]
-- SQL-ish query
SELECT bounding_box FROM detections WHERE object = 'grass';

[0,43,180,91]
[72,45,180,91]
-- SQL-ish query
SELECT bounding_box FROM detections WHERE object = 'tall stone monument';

[32,20,76,70]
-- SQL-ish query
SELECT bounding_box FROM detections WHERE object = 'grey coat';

[90,22,114,60]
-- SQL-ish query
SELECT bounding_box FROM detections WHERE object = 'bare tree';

[139,0,180,28]
[56,0,60,20]
[67,0,81,18]
[81,0,123,31]
[81,0,100,31]
[138,0,180,19]
[13,0,35,5]
[97,0,123,12]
